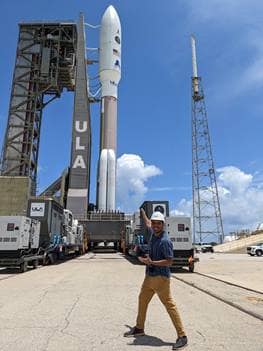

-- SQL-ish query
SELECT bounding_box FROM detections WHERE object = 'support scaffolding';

[0,22,77,194]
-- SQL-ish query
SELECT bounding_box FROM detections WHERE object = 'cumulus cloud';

[116,154,162,212]
[172,165,263,234]
[217,166,252,195]
[150,186,176,192]
[171,199,192,218]
[217,167,263,231]
[116,155,263,234]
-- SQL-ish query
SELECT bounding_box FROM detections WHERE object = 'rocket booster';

[97,5,121,211]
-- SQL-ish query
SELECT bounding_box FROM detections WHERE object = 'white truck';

[62,210,84,256]
[0,216,43,272]
[166,216,198,272]
[28,199,84,262]
[247,243,263,256]
[0,206,85,271]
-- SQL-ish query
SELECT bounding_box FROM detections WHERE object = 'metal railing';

[76,211,126,221]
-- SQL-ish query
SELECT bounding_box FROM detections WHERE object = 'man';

[124,209,188,350]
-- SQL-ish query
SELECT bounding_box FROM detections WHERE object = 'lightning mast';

[191,35,224,244]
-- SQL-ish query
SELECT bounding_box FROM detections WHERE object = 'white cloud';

[217,166,252,195]
[116,157,263,236]
[116,154,162,212]
[150,186,175,192]
[171,198,192,218]
[170,208,190,217]
[172,165,263,235]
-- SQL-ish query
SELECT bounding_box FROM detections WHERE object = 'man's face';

[151,220,164,235]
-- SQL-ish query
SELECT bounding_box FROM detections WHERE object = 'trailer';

[0,198,87,272]
[0,216,43,272]
[28,198,85,262]
[166,216,198,272]
[83,211,129,251]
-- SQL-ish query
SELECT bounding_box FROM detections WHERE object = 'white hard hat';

[150,211,165,223]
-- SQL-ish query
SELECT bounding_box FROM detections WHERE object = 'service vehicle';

[200,244,214,253]
[28,198,85,262]
[166,216,198,272]
[247,243,263,256]
[0,198,87,272]
[0,216,43,272]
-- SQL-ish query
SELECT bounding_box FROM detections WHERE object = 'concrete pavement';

[0,253,262,351]
[195,252,263,292]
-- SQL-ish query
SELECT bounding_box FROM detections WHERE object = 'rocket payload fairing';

[97,5,121,211]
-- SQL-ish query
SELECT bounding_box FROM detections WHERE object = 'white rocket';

[97,5,121,211]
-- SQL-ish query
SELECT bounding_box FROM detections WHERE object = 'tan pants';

[136,275,186,337]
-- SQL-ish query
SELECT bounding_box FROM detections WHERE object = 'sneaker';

[124,326,145,337]
[172,336,188,349]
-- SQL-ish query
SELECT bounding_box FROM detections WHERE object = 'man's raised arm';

[140,208,151,228]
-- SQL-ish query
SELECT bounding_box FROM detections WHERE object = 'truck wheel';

[32,260,38,269]
[48,253,56,264]
[20,262,28,273]
[43,253,48,265]
[189,263,194,273]
[256,250,263,257]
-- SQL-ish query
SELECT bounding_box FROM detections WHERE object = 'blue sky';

[1,0,263,235]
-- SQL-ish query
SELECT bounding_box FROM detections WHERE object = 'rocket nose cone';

[101,5,120,26]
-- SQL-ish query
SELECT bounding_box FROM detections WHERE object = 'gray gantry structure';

[191,36,224,244]
[0,16,91,217]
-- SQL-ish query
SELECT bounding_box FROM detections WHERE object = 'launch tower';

[0,17,91,217]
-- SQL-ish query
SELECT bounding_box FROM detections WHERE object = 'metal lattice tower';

[191,36,224,244]
[0,21,78,194]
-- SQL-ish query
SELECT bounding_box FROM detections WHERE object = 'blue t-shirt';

[146,228,173,278]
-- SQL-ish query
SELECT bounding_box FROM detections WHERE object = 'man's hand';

[138,255,152,265]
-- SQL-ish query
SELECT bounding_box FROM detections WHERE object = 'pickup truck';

[200,245,214,253]
[247,243,263,256]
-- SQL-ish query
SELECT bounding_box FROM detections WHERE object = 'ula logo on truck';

[30,203,45,217]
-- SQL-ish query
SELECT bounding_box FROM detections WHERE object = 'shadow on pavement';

[0,255,79,274]
[0,267,20,274]
[124,325,174,347]
[128,335,174,347]
[123,255,143,266]
[170,267,191,274]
